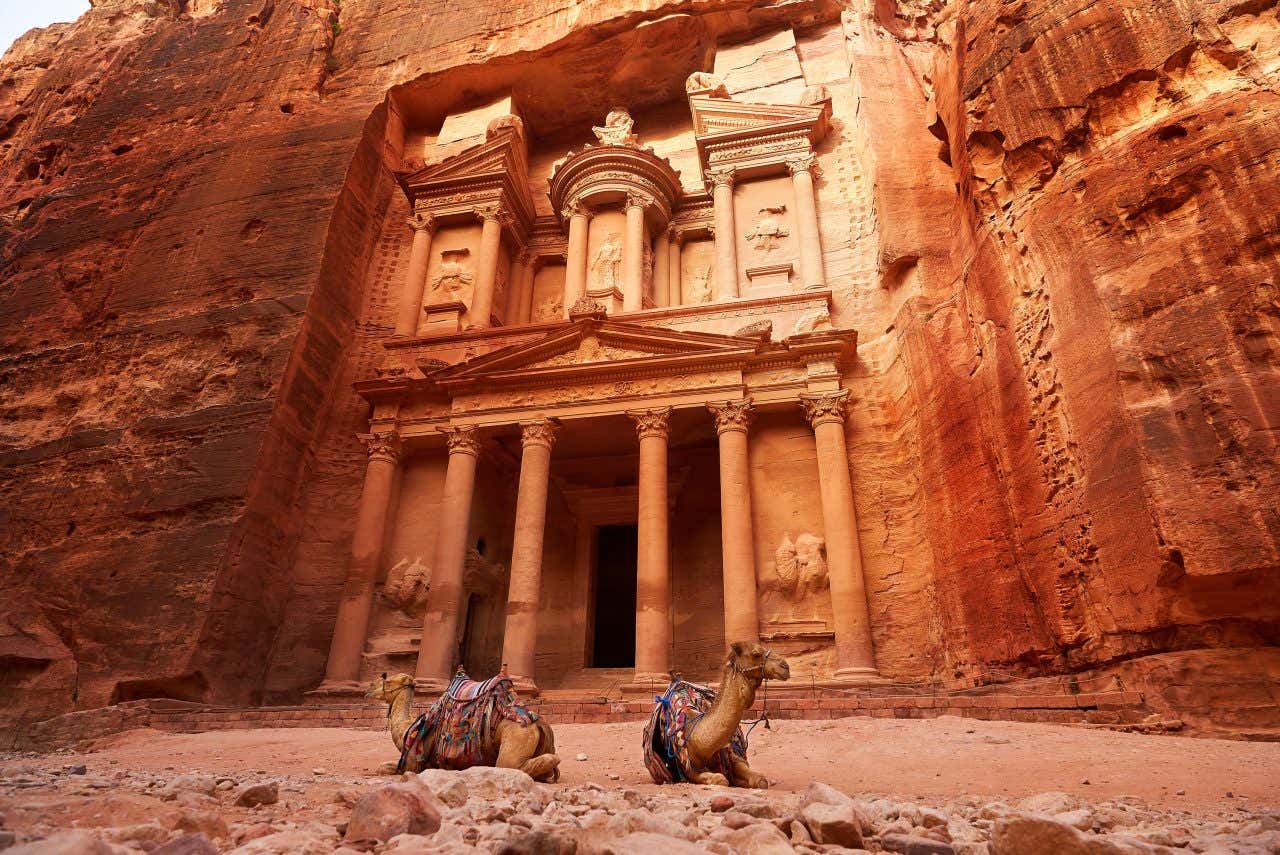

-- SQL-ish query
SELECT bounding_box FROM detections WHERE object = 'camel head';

[366,672,415,702]
[727,641,790,683]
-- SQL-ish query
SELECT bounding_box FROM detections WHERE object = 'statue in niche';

[382,556,432,613]
[688,264,713,304]
[770,533,829,601]
[591,233,622,293]
[592,107,638,147]
[746,205,790,253]
[431,249,472,299]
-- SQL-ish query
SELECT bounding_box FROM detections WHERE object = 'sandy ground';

[55,716,1280,811]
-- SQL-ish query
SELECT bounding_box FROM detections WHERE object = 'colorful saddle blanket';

[643,678,748,784]
[397,670,539,773]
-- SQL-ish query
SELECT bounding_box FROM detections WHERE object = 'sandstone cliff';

[1,0,1276,735]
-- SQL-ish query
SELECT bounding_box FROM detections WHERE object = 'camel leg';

[729,755,770,789]
[494,721,559,782]
[687,769,730,787]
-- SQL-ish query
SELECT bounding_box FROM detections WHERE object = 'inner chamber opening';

[591,523,638,668]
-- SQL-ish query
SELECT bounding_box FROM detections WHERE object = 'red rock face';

[1,0,1275,734]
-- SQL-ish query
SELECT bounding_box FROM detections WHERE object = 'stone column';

[800,391,878,679]
[628,407,672,684]
[668,228,682,306]
[500,419,558,691]
[622,191,649,313]
[395,213,437,337]
[563,200,591,319]
[470,205,506,329]
[652,225,671,308]
[788,154,826,289]
[707,399,761,646]
[709,168,739,300]
[415,425,481,686]
[507,250,534,326]
[322,431,402,686]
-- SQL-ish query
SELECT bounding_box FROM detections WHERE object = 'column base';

[622,672,674,696]
[413,677,450,694]
[832,666,889,685]
[508,675,540,698]
[306,680,369,700]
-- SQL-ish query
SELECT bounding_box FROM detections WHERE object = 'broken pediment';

[689,95,831,146]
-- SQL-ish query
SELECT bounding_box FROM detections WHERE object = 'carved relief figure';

[689,264,713,304]
[536,297,564,322]
[769,532,828,600]
[685,71,729,97]
[383,556,432,613]
[591,233,623,293]
[592,107,638,147]
[745,205,790,252]
[431,249,472,298]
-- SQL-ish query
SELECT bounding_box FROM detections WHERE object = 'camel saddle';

[643,677,748,784]
[397,668,539,773]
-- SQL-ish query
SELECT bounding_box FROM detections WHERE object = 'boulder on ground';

[879,832,956,854]
[991,814,1152,855]
[415,769,469,808]
[227,825,340,855]
[172,809,228,841]
[5,831,121,855]
[710,822,796,855]
[234,781,279,807]
[161,774,217,800]
[151,833,220,855]
[457,766,537,800]
[600,832,708,855]
[342,776,443,850]
[495,829,580,854]
[802,800,865,848]
[1017,793,1082,816]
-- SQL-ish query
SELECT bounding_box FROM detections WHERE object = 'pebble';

[576,752,588,761]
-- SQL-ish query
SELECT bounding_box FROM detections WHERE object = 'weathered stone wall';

[2,0,1276,734]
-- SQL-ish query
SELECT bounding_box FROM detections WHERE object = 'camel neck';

[698,662,759,742]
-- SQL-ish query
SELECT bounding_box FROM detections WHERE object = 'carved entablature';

[395,121,536,246]
[686,79,832,183]
[548,130,683,233]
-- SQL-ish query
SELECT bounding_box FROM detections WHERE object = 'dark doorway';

[591,523,638,667]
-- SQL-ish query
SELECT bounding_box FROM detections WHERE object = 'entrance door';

[591,523,637,667]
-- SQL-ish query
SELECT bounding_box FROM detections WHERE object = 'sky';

[0,0,90,57]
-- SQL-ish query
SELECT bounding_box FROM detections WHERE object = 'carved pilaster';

[627,407,671,440]
[520,419,560,450]
[707,398,754,435]
[786,154,821,177]
[407,211,437,234]
[441,425,481,457]
[360,431,403,464]
[799,390,850,428]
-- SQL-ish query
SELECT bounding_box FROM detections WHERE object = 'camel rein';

[738,652,773,738]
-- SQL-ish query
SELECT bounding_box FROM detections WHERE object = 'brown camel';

[687,642,790,787]
[366,672,560,782]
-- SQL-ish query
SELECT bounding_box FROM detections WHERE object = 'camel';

[644,641,791,789]
[366,672,560,782]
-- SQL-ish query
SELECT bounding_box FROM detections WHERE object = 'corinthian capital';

[440,425,481,456]
[707,398,754,435]
[627,407,671,440]
[561,198,593,222]
[786,154,821,177]
[625,190,655,210]
[361,430,403,463]
[707,168,735,190]
[520,419,560,450]
[474,203,511,227]
[407,211,437,233]
[799,390,850,428]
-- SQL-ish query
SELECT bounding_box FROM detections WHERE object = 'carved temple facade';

[309,65,886,697]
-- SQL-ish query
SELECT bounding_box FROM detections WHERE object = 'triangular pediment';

[689,95,830,141]
[427,318,762,388]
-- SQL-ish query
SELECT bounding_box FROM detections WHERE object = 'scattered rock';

[600,833,708,855]
[226,826,339,855]
[991,813,1135,855]
[415,770,469,808]
[151,833,220,855]
[710,795,735,813]
[801,801,864,848]
[234,782,279,807]
[342,776,443,850]
[1018,793,1081,816]
[161,774,217,800]
[5,831,118,854]
[711,821,796,854]
[576,753,588,761]
[172,809,229,841]
[495,829,580,854]
[231,823,279,845]
[880,832,957,854]
[457,766,537,800]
